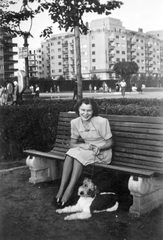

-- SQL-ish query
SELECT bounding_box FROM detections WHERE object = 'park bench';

[24,112,163,216]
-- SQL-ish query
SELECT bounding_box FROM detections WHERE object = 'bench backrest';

[51,112,163,175]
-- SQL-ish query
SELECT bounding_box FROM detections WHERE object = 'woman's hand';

[80,144,92,150]
[91,145,100,156]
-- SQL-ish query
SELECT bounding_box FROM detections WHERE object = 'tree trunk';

[74,25,82,100]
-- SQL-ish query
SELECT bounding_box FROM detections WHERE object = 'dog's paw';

[56,209,63,214]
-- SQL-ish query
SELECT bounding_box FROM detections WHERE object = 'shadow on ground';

[0,167,162,240]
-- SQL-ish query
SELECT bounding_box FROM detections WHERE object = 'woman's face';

[79,103,93,122]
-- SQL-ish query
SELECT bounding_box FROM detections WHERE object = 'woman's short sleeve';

[99,118,112,140]
[71,120,79,139]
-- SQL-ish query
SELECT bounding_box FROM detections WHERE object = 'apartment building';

[0,29,18,84]
[28,48,42,78]
[36,17,163,81]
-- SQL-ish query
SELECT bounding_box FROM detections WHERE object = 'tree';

[2,0,123,100]
[113,61,139,90]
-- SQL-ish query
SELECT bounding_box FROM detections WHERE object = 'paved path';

[40,88,163,100]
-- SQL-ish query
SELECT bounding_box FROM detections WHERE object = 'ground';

[0,164,163,240]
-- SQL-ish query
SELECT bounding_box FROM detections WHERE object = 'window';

[58,48,61,52]
[51,56,54,59]
[92,66,96,70]
[122,51,125,54]
[92,51,95,55]
[92,59,96,62]
[122,58,125,62]
[51,43,54,46]
[57,41,61,44]
[116,35,119,39]
[92,43,95,47]
[92,36,95,40]
[59,69,62,72]
[116,50,120,54]
[58,55,61,58]
[116,58,120,62]
[58,62,62,65]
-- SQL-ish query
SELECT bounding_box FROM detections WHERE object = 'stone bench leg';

[128,176,163,216]
[26,155,63,184]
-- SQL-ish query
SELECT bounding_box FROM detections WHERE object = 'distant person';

[137,83,143,94]
[73,80,77,100]
[115,83,119,92]
[0,84,7,105]
[89,84,92,93]
[94,86,97,92]
[57,85,60,93]
[13,81,19,105]
[35,84,40,97]
[120,79,127,97]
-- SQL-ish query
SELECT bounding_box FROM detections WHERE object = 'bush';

[0,98,162,162]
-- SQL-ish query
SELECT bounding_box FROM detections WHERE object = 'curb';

[0,165,28,176]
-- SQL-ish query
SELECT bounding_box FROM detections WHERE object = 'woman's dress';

[66,116,112,166]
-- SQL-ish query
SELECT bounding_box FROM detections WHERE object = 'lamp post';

[19,0,33,99]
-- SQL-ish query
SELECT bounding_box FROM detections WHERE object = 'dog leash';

[90,155,97,180]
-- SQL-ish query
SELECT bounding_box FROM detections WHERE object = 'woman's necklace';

[82,120,91,132]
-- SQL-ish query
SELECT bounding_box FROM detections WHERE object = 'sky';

[10,0,163,48]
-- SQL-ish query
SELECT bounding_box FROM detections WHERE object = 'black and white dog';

[56,178,119,220]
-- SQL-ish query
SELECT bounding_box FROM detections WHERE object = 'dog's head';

[78,178,99,198]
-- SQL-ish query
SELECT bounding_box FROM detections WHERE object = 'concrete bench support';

[128,176,163,216]
[26,156,63,184]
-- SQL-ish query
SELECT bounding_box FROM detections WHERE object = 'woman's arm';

[69,138,92,150]
[91,138,114,156]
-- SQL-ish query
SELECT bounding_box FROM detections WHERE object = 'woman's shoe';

[51,197,61,207]
[58,198,74,209]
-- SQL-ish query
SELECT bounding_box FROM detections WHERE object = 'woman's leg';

[61,159,83,203]
[56,155,74,199]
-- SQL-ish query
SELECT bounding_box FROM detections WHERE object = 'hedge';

[0,98,162,162]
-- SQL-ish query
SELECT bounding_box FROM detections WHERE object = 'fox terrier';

[56,178,119,220]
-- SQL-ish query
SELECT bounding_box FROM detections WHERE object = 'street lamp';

[19,0,33,98]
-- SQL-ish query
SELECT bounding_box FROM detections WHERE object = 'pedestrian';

[89,84,92,92]
[13,81,19,105]
[137,83,143,94]
[120,79,127,97]
[52,98,113,208]
[73,80,77,100]
[57,85,60,93]
[0,84,7,105]
[35,84,40,97]
[94,86,97,92]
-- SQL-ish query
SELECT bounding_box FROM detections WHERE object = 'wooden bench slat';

[114,137,163,147]
[110,121,163,130]
[103,114,163,124]
[114,146,163,158]
[114,151,162,163]
[113,131,163,141]
[24,150,65,160]
[114,142,163,153]
[94,163,154,177]
[111,126,163,135]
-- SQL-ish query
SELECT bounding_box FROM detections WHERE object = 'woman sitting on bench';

[52,98,113,208]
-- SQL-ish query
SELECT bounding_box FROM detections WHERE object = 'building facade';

[28,17,163,82]
[0,29,18,84]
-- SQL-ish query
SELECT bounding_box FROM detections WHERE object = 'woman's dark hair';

[74,98,99,116]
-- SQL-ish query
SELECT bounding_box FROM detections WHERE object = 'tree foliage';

[2,0,123,99]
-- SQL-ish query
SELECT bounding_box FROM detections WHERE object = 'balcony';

[131,48,136,52]
[109,38,114,43]
[4,51,17,56]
